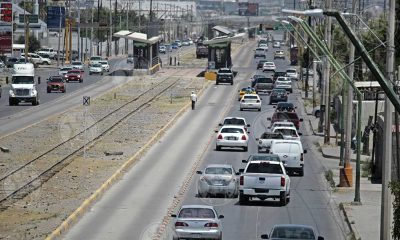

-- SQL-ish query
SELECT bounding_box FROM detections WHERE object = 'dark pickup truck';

[216,68,234,85]
[196,45,208,58]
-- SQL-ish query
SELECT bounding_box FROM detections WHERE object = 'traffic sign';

[47,6,65,28]
[19,14,39,23]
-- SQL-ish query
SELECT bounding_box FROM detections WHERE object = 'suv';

[268,112,303,130]
[216,68,234,85]
[22,53,51,65]
[254,48,266,59]
[274,50,285,59]
[47,76,66,93]
[219,117,250,130]
[254,77,274,94]
[270,140,307,176]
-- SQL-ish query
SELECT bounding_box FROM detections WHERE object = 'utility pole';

[90,5,94,58]
[341,0,357,189]
[77,0,81,61]
[108,0,112,57]
[323,0,332,144]
[138,0,141,32]
[380,0,395,238]
[57,4,62,67]
[97,0,101,56]
[304,0,312,99]
[33,0,38,39]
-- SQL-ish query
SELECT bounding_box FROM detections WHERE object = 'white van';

[269,140,307,176]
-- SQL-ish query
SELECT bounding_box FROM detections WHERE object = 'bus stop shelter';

[114,31,162,73]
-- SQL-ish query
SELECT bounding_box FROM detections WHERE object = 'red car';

[64,69,83,83]
[47,76,66,93]
[268,112,303,130]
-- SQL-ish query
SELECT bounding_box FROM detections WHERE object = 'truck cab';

[9,63,39,106]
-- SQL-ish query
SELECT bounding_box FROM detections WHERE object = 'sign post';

[83,96,90,159]
[0,2,13,55]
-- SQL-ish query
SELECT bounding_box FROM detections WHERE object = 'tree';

[16,35,41,52]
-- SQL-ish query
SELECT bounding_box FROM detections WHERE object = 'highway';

[0,45,194,137]
[63,35,349,240]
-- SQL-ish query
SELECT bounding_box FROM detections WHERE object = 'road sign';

[0,2,12,23]
[83,96,90,106]
[273,23,294,31]
[19,14,39,23]
[47,6,65,28]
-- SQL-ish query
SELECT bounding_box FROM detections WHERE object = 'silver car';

[261,224,324,240]
[58,66,73,76]
[171,205,224,240]
[197,164,239,198]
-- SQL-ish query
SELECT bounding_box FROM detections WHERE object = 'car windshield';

[277,103,294,108]
[178,208,215,219]
[68,70,81,74]
[205,167,232,175]
[250,155,280,162]
[257,78,273,83]
[221,128,244,134]
[271,226,316,239]
[72,62,82,65]
[219,69,231,73]
[261,133,284,139]
[92,64,102,67]
[49,77,63,83]
[273,89,286,94]
[61,67,72,71]
[287,69,296,73]
[90,56,101,61]
[265,63,274,66]
[223,118,245,125]
[12,76,34,84]
[246,162,283,174]
[243,95,258,100]
[274,128,298,136]
[272,143,301,153]
[99,61,108,65]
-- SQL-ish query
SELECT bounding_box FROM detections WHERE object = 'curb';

[45,78,211,240]
[339,203,362,240]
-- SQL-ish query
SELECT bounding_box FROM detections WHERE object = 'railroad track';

[0,71,185,210]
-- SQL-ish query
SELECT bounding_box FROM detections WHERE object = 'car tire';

[315,110,320,118]
[216,145,221,151]
[89,73,92,75]
[240,108,243,111]
[79,79,83,83]
[231,81,233,85]
[280,191,287,206]
[258,108,261,112]
[269,101,272,105]
[216,81,219,85]
[32,99,38,106]
[239,193,249,204]
[243,146,248,152]
[299,167,304,176]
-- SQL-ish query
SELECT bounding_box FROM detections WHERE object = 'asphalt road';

[63,36,348,240]
[0,45,194,137]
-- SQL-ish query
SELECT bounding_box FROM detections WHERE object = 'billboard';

[0,2,12,54]
[47,6,65,29]
[238,2,259,16]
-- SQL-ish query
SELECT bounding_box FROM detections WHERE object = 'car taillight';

[301,153,304,162]
[217,134,223,140]
[240,176,244,185]
[281,176,285,187]
[204,222,219,228]
[241,135,247,140]
[175,222,188,227]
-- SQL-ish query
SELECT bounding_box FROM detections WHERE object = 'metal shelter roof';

[113,31,162,44]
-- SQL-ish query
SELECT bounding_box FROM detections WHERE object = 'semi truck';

[9,63,39,106]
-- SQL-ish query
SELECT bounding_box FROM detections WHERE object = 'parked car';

[215,125,249,151]
[47,76,66,93]
[240,94,262,111]
[89,63,103,75]
[270,140,307,176]
[175,40,182,47]
[64,69,83,83]
[196,164,239,198]
[261,224,324,240]
[171,205,224,240]
[182,39,190,46]
[159,45,166,53]
[171,42,179,49]
[21,53,51,65]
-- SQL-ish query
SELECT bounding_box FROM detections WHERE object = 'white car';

[58,66,73,76]
[171,205,224,240]
[273,41,281,48]
[269,121,296,131]
[258,43,269,51]
[89,63,103,75]
[272,126,301,141]
[270,140,307,176]
[22,53,51,65]
[275,82,293,93]
[275,76,291,84]
[99,60,110,72]
[262,62,276,72]
[216,125,249,151]
[219,117,250,130]
[286,68,298,80]
[240,94,262,111]
[196,164,239,198]
[71,61,84,70]
[89,56,102,65]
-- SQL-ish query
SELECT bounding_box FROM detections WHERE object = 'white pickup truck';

[238,160,290,206]
[256,132,284,153]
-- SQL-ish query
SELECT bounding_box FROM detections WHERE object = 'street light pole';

[323,0,332,144]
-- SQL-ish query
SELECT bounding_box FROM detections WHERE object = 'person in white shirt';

[190,91,197,110]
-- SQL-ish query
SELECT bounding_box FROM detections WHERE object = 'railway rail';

[0,71,185,210]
